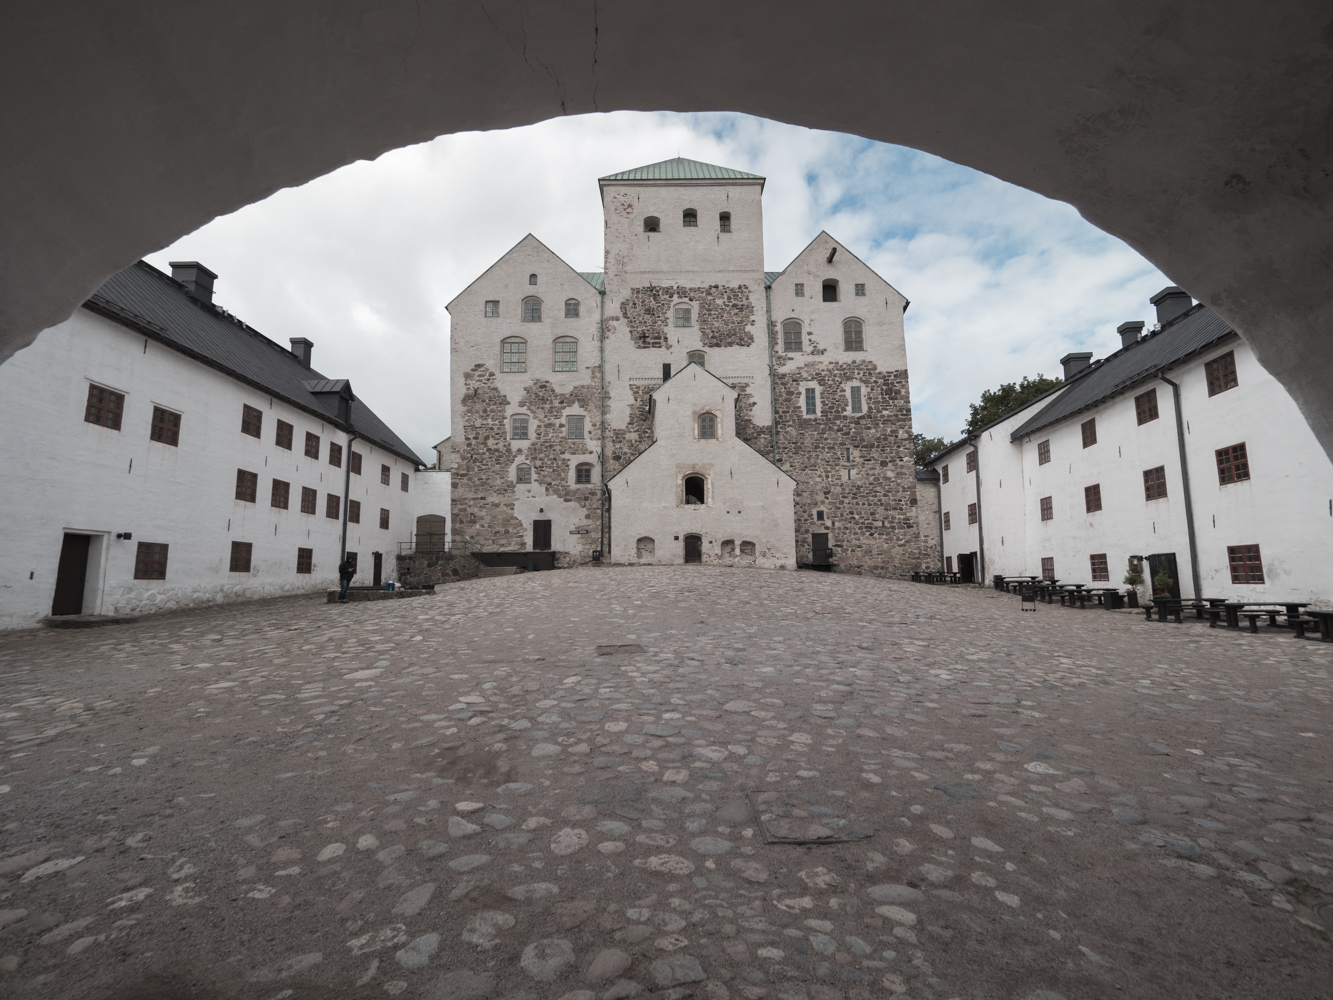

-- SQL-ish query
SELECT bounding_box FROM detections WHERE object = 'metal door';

[372,552,383,587]
[1147,552,1181,599]
[811,533,830,565]
[684,534,702,563]
[532,520,552,551]
[51,533,90,616]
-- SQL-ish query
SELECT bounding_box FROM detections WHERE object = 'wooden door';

[811,532,830,565]
[1147,553,1180,599]
[684,534,702,563]
[532,520,552,551]
[958,553,975,583]
[51,533,90,616]
[372,552,383,587]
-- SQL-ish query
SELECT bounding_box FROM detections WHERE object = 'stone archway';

[2,1,1330,453]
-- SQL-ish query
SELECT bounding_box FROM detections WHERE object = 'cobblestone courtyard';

[0,567,1330,1000]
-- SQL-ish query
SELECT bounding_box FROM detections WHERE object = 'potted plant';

[1123,571,1143,608]
[1152,569,1175,599]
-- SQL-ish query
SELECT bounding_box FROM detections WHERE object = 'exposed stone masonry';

[619,284,756,349]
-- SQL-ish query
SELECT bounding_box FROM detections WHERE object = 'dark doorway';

[1147,552,1181,600]
[811,532,831,566]
[684,476,705,504]
[372,552,383,587]
[51,533,91,616]
[532,519,552,551]
[957,552,975,583]
[684,534,702,563]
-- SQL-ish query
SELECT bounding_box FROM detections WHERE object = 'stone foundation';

[395,550,482,588]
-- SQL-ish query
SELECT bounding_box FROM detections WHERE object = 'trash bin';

[993,574,1005,591]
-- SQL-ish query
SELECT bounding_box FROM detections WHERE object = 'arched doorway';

[684,475,705,505]
[684,534,702,564]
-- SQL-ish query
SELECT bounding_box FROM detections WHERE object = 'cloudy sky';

[146,111,1169,462]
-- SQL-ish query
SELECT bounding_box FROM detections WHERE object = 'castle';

[447,158,935,575]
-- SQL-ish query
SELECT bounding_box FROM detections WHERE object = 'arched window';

[782,320,803,353]
[682,209,698,227]
[564,298,580,318]
[636,536,655,558]
[575,463,594,485]
[720,539,736,559]
[673,306,692,328]
[822,280,839,302]
[511,415,529,440]
[528,273,538,285]
[522,297,542,322]
[698,413,717,439]
[501,337,527,372]
[719,212,731,233]
[553,337,578,371]
[516,463,532,484]
[643,216,660,233]
[687,351,706,367]
[739,540,756,558]
[843,318,865,351]
[684,475,706,504]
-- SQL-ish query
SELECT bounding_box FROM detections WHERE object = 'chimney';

[1150,286,1192,326]
[1117,320,1144,349]
[1060,351,1093,380]
[169,261,217,304]
[290,337,313,367]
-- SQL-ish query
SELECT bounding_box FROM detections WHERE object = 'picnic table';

[1056,583,1090,608]
[1210,601,1311,630]
[1306,609,1333,642]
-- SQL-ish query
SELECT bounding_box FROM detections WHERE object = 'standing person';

[337,556,355,603]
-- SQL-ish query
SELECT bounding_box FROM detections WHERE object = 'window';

[941,464,949,484]
[1134,388,1159,425]
[794,283,805,297]
[782,321,802,352]
[84,384,124,430]
[241,404,263,438]
[1090,553,1109,582]
[485,300,500,318]
[674,306,692,327]
[229,541,253,573]
[575,463,594,485]
[511,415,529,440]
[719,212,731,233]
[854,283,866,297]
[271,478,290,509]
[804,387,818,416]
[296,547,313,574]
[554,338,578,371]
[522,297,542,322]
[516,463,532,484]
[687,351,706,367]
[350,451,362,476]
[822,280,838,302]
[564,298,580,318]
[637,536,655,558]
[1206,351,1238,396]
[968,502,979,524]
[643,216,660,233]
[305,432,320,459]
[400,472,409,492]
[1037,439,1051,465]
[502,337,527,372]
[326,493,340,519]
[965,450,976,473]
[1216,442,1250,484]
[682,209,697,227]
[943,511,951,531]
[567,415,585,440]
[379,507,390,530]
[1081,418,1097,448]
[698,413,717,439]
[1143,465,1168,500]
[150,406,180,446]
[235,469,258,503]
[684,475,705,504]
[274,419,293,450]
[134,542,168,580]
[843,318,864,351]
[528,273,538,285]
[1041,556,1055,581]
[329,442,343,468]
[1228,543,1264,584]
[1085,483,1102,512]
[849,385,863,414]
[1039,495,1053,521]
[348,499,361,524]
[300,486,318,514]
[815,510,825,521]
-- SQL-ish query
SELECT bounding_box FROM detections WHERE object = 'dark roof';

[915,468,940,481]
[1010,304,1235,441]
[599,158,764,183]
[84,261,424,465]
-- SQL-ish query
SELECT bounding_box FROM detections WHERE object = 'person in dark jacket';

[337,557,355,602]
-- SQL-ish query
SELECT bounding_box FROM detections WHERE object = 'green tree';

[964,374,1064,435]
[913,432,949,468]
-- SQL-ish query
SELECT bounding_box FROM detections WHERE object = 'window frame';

[1216,442,1250,484]
[794,283,805,298]
[643,216,660,233]
[348,499,361,524]
[574,463,594,485]
[698,413,717,439]
[521,297,542,323]
[241,403,263,438]
[329,442,343,468]
[965,450,976,473]
[326,493,340,519]
[229,541,253,574]
[304,431,320,460]
[484,299,500,318]
[1143,465,1168,501]
[380,463,391,486]
[511,414,529,440]
[781,320,803,353]
[1090,553,1109,581]
[1037,439,1051,465]
[133,542,169,580]
[1227,543,1264,584]
[516,463,532,484]
[150,405,180,446]
[1081,417,1097,448]
[296,547,313,574]
[270,478,290,510]
[350,450,362,476]
[300,486,318,515]
[673,305,693,328]
[84,383,125,430]
[687,351,706,367]
[942,511,951,531]
[854,283,866,297]
[379,507,390,530]
[502,337,528,373]
[235,468,258,503]
[1039,495,1053,521]
[564,298,580,319]
[822,280,839,303]
[843,318,865,351]
[1084,483,1102,512]
[803,386,818,417]
[941,464,949,484]
[566,415,585,440]
[274,418,293,450]
[849,384,863,414]
[1205,351,1238,396]
[528,273,538,286]
[718,212,731,233]
[553,337,578,372]
[1041,556,1055,581]
[682,208,698,227]
[968,501,978,525]
[1134,388,1159,425]
[400,472,409,493]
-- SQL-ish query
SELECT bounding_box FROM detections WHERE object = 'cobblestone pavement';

[0,567,1330,1000]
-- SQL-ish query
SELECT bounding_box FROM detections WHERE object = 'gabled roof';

[446,233,596,310]
[1009,304,1235,441]
[765,231,909,309]
[599,157,764,183]
[84,261,424,466]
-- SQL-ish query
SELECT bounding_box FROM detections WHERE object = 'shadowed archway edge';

[2,1,1330,453]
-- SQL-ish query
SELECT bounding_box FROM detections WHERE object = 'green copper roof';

[599,157,764,182]
[578,272,605,292]
[764,271,784,287]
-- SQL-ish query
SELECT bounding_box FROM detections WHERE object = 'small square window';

[329,442,343,468]
[380,463,391,485]
[305,431,320,459]
[567,415,585,440]
[1228,543,1264,584]
[235,469,258,503]
[968,502,978,525]
[794,283,805,297]
[804,387,817,416]
[674,306,692,328]
[816,510,825,521]
[575,463,593,485]
[400,472,409,492]
[965,450,976,473]
[1206,351,1238,396]
[241,404,263,438]
[348,499,361,524]
[1134,388,1159,425]
[300,486,318,514]
[943,511,951,530]
[1041,556,1055,581]
[296,547,313,574]
[270,478,290,510]
[485,300,500,318]
[229,541,253,573]
[379,507,390,530]
[1090,553,1109,581]
[350,451,362,476]
[854,283,866,296]
[150,406,180,446]
[1084,483,1102,512]
[1037,439,1050,465]
[1216,442,1250,484]
[326,493,340,519]
[1081,418,1097,448]
[849,385,863,414]
[134,542,169,580]
[275,419,293,450]
[1143,465,1168,500]
[84,383,125,430]
[1039,495,1053,521]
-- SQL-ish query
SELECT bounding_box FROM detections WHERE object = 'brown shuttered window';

[1228,544,1264,584]
[150,406,180,445]
[348,500,361,524]
[379,507,390,530]
[942,511,951,530]
[300,486,318,514]
[229,541,253,573]
[945,555,953,572]
[940,464,949,484]
[329,442,343,468]
[1039,496,1053,521]
[241,404,263,438]
[275,419,293,450]
[326,494,340,519]
[271,479,290,509]
[85,384,124,430]
[400,472,409,492]
[235,469,258,503]
[1216,443,1250,484]
[967,502,978,524]
[296,547,313,574]
[305,431,321,459]
[133,542,169,580]
[1134,388,1159,425]
[1143,465,1168,500]
[965,451,976,473]
[1084,483,1102,512]
[1037,439,1050,465]
[1205,351,1238,396]
[1041,556,1055,581]
[1089,553,1109,581]
[350,451,362,476]
[1081,418,1097,448]
[380,463,391,485]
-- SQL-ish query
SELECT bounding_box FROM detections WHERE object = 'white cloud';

[145,111,1169,458]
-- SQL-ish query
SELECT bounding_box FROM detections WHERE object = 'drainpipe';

[764,283,778,463]
[1158,373,1201,600]
[936,478,945,572]
[598,288,607,561]
[971,435,986,586]
[340,431,359,564]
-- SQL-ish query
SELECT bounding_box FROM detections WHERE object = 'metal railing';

[398,535,452,555]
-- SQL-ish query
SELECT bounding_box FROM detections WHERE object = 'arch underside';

[2,0,1330,453]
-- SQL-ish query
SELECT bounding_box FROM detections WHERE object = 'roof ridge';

[599,156,765,182]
